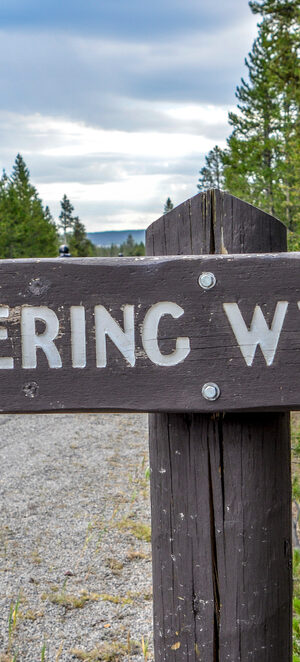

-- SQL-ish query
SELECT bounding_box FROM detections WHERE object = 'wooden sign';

[0,252,299,413]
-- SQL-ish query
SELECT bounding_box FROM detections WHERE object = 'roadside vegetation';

[0,155,145,259]
[198,0,299,248]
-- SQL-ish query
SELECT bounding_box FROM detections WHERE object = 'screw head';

[202,382,220,401]
[198,272,216,290]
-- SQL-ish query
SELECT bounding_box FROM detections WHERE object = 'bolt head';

[202,382,220,401]
[198,272,216,290]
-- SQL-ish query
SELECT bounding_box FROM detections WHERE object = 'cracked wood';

[147,189,292,662]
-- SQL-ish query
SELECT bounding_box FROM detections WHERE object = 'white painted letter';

[71,306,86,368]
[0,306,13,369]
[142,301,190,366]
[223,301,288,366]
[95,305,135,367]
[21,306,62,369]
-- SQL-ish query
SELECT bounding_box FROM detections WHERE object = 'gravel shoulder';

[0,413,152,661]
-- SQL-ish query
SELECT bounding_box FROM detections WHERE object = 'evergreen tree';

[44,205,53,223]
[0,171,12,258]
[197,146,225,191]
[133,241,145,256]
[223,0,299,230]
[223,30,281,214]
[68,216,95,257]
[249,0,300,231]
[94,243,119,257]
[59,194,74,241]
[120,234,135,255]
[0,155,58,258]
[124,233,135,253]
[164,198,174,214]
[118,234,145,256]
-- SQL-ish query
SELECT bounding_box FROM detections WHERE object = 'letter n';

[95,305,135,367]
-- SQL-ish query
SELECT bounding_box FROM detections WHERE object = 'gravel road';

[0,413,153,662]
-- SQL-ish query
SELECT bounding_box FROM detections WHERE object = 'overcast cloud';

[0,0,257,231]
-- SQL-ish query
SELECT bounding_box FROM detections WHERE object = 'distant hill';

[87,230,145,247]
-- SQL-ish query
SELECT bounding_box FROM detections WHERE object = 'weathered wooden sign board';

[0,252,299,413]
[0,191,292,662]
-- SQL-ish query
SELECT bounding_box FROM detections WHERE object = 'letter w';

[223,302,288,366]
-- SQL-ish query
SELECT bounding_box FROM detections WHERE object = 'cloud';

[0,104,230,160]
[0,1,258,232]
[0,0,255,40]
[0,15,257,126]
[37,176,195,232]
[0,109,224,230]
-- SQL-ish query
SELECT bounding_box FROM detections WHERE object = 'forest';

[197,0,299,248]
[0,155,145,259]
[0,2,298,258]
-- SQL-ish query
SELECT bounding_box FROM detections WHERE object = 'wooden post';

[146,190,292,661]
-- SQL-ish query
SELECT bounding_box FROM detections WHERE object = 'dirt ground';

[0,412,152,662]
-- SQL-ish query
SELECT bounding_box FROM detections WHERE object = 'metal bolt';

[202,382,220,401]
[198,272,216,290]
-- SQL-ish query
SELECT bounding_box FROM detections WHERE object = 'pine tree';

[120,234,135,256]
[252,0,300,231]
[223,30,281,214]
[0,155,58,258]
[0,171,12,258]
[119,234,145,256]
[223,0,299,230]
[164,197,174,214]
[59,194,74,242]
[68,217,95,257]
[44,205,53,223]
[197,146,225,191]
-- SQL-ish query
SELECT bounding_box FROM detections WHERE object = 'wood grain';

[146,190,292,661]
[0,252,300,413]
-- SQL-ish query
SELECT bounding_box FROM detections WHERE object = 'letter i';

[71,306,86,368]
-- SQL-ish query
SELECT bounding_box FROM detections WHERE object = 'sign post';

[146,190,292,661]
[0,189,293,659]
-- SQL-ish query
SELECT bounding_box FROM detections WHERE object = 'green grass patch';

[71,640,135,661]
[116,517,151,543]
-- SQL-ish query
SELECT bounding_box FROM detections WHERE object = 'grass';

[294,549,300,660]
[40,641,46,662]
[127,453,150,502]
[70,640,134,661]
[4,592,23,659]
[21,608,44,621]
[116,516,151,543]
[99,593,133,605]
[30,549,42,565]
[8,594,21,643]
[105,557,124,574]
[126,548,149,561]
[48,589,101,610]
[141,636,150,661]
[292,414,300,658]
[47,586,134,610]
[55,643,64,661]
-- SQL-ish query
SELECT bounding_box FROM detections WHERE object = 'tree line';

[95,234,145,257]
[2,0,298,257]
[197,0,299,245]
[0,154,145,258]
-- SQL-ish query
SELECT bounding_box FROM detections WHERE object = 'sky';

[0,0,258,232]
